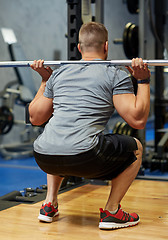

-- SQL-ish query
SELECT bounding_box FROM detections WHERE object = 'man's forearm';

[28,80,53,125]
[28,80,47,118]
[30,81,46,106]
[134,83,150,123]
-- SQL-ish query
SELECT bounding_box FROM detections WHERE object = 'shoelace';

[120,208,130,221]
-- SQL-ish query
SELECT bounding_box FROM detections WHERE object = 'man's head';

[78,22,108,60]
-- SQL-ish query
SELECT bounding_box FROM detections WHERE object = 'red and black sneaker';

[99,205,140,229]
[38,202,59,222]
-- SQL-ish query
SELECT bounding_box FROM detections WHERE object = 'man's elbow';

[135,120,146,129]
[130,108,149,129]
[29,115,43,126]
[29,107,47,126]
[29,116,38,126]
[131,118,147,129]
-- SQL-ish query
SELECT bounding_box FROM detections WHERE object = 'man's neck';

[82,52,106,61]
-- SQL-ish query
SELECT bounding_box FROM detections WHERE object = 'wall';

[0,0,67,90]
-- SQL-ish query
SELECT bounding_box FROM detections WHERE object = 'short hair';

[79,22,108,52]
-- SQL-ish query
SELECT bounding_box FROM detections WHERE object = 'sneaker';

[99,205,140,229]
[38,202,59,222]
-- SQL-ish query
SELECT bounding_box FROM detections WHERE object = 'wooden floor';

[0,179,168,240]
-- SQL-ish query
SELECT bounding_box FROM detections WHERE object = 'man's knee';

[134,138,143,152]
[133,138,143,161]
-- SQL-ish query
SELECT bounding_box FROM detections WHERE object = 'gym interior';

[0,0,168,239]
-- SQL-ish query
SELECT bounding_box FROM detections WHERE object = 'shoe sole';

[99,219,140,229]
[38,211,59,223]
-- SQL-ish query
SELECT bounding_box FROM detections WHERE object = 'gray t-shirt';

[33,63,134,155]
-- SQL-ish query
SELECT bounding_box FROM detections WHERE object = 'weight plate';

[118,122,127,134]
[123,22,133,59]
[0,106,14,134]
[126,124,136,136]
[126,0,139,14]
[128,23,139,59]
[123,22,139,59]
[113,121,122,134]
[122,123,129,135]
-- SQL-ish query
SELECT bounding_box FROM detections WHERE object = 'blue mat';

[0,157,47,197]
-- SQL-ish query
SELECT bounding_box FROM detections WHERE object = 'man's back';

[34,63,133,155]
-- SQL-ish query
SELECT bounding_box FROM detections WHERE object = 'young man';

[29,22,150,230]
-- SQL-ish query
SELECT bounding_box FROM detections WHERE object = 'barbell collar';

[0,60,168,68]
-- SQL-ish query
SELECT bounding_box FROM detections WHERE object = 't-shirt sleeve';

[113,67,134,95]
[43,73,54,98]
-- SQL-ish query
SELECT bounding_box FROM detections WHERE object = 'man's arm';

[113,58,151,129]
[29,60,53,126]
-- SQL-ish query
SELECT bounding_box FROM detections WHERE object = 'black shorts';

[34,133,138,180]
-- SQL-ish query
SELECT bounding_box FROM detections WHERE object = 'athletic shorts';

[34,133,138,180]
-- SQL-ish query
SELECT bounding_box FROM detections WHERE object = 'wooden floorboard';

[0,179,168,240]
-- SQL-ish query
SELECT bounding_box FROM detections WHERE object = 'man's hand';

[31,59,53,81]
[126,58,151,81]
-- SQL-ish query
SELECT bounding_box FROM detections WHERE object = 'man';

[29,22,150,230]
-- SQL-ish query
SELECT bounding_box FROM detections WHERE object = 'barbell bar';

[0,60,168,68]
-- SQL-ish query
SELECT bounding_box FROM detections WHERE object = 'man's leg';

[104,138,142,211]
[38,174,64,222]
[99,138,142,229]
[44,174,64,206]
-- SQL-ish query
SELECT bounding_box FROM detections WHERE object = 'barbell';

[0,59,168,68]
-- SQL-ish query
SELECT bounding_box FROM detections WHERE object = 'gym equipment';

[0,106,14,134]
[113,22,139,59]
[0,59,168,67]
[112,121,123,134]
[8,43,36,97]
[67,0,82,60]
[81,0,104,23]
[113,121,137,137]
[82,0,92,23]
[0,28,39,159]
[1,28,36,97]
[67,0,104,60]
[123,23,139,59]
[126,0,139,14]
[117,122,127,135]
[0,179,86,211]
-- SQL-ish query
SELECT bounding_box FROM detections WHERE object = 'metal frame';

[138,0,147,161]
[154,0,166,149]
[67,0,82,60]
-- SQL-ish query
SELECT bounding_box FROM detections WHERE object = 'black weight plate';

[0,106,14,134]
[118,122,127,135]
[113,121,122,134]
[126,124,134,136]
[126,0,139,14]
[122,123,129,135]
[128,23,139,59]
[123,22,133,59]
